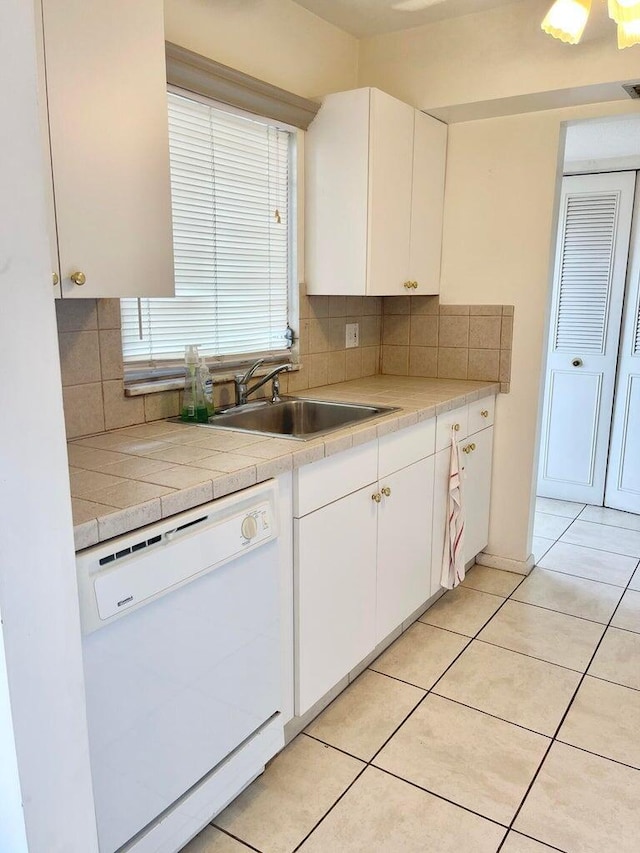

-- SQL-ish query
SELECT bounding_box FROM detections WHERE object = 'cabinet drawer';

[435,405,468,452]
[294,441,378,517]
[468,396,495,434]
[378,418,436,479]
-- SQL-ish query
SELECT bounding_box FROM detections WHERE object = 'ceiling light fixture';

[542,0,640,47]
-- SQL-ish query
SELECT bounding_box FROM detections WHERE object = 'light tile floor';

[183,499,640,853]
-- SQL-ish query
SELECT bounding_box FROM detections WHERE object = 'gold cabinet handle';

[481,409,489,418]
[462,445,471,454]
[381,486,391,497]
[412,281,418,289]
[52,272,59,286]
[453,423,460,432]
[70,271,86,286]
[471,443,476,451]
[403,281,413,290]
[372,492,382,503]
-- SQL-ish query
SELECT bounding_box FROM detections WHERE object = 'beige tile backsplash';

[56,287,513,439]
[381,298,513,390]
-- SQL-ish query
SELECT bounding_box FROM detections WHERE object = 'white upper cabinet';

[40,0,174,299]
[305,87,446,297]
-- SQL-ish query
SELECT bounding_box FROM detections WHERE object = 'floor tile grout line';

[502,556,638,838]
[556,534,640,561]
[428,690,557,739]
[554,736,640,774]
[505,595,620,627]
[499,828,567,853]
[473,637,586,674]
[367,764,511,831]
[209,824,263,852]
[588,671,640,693]
[533,562,636,590]
[289,764,369,853]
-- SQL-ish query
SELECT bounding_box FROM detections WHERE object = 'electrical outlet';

[345,323,359,349]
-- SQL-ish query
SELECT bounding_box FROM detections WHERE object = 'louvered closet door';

[606,173,640,513]
[538,172,635,504]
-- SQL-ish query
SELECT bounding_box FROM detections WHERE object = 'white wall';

[440,100,640,563]
[359,0,640,113]
[0,0,98,849]
[164,0,359,98]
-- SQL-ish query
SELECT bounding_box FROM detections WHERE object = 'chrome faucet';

[234,359,292,406]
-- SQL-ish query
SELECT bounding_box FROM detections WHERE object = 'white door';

[538,172,636,503]
[368,89,414,295]
[294,485,377,716]
[376,457,434,643]
[409,111,446,295]
[462,427,494,564]
[42,0,174,298]
[606,174,640,513]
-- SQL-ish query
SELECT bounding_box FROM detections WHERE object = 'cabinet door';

[377,457,434,643]
[34,4,60,298]
[367,89,414,296]
[462,426,494,564]
[41,0,174,298]
[305,88,370,296]
[295,485,377,715]
[409,112,446,295]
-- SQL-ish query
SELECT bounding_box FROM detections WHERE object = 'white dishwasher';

[76,480,284,853]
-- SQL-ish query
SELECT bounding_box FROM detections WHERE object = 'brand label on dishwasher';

[93,501,274,621]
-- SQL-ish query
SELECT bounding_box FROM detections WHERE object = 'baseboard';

[476,550,535,576]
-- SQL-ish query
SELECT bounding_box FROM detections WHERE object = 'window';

[121,90,295,369]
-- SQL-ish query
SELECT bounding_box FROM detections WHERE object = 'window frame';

[122,87,302,395]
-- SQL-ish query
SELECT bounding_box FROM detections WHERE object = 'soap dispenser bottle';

[198,357,214,417]
[181,345,209,423]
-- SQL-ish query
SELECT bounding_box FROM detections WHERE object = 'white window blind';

[121,91,292,365]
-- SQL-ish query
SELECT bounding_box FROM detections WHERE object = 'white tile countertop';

[68,376,499,550]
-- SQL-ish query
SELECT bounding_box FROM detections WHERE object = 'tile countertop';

[68,376,500,551]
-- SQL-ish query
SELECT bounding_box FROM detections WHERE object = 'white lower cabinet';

[376,456,434,643]
[294,397,495,717]
[295,484,378,716]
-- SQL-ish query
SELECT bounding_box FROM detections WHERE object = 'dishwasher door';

[77,482,281,853]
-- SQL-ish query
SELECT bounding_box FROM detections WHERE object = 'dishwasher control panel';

[76,482,278,633]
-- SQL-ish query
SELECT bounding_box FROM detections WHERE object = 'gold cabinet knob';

[462,445,471,454]
[372,492,382,503]
[381,486,391,497]
[403,281,413,290]
[412,281,418,289]
[481,410,489,418]
[453,423,460,431]
[52,271,59,286]
[70,271,86,286]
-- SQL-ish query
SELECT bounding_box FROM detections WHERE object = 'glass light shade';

[618,18,640,46]
[608,0,640,24]
[541,0,592,44]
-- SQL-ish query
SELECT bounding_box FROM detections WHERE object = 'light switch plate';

[345,323,359,349]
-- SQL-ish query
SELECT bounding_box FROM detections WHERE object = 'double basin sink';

[174,398,399,440]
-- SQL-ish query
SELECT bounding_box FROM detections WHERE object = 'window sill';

[124,359,299,397]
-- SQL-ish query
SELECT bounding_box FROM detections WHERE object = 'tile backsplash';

[56,287,512,439]
[381,297,513,391]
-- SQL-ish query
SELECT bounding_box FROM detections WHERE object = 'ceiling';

[291,0,523,38]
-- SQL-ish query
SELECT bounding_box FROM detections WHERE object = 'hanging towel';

[440,429,466,589]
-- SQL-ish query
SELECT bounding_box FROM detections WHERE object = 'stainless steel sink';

[174,398,399,440]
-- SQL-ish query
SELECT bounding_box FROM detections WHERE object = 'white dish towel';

[440,429,466,589]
